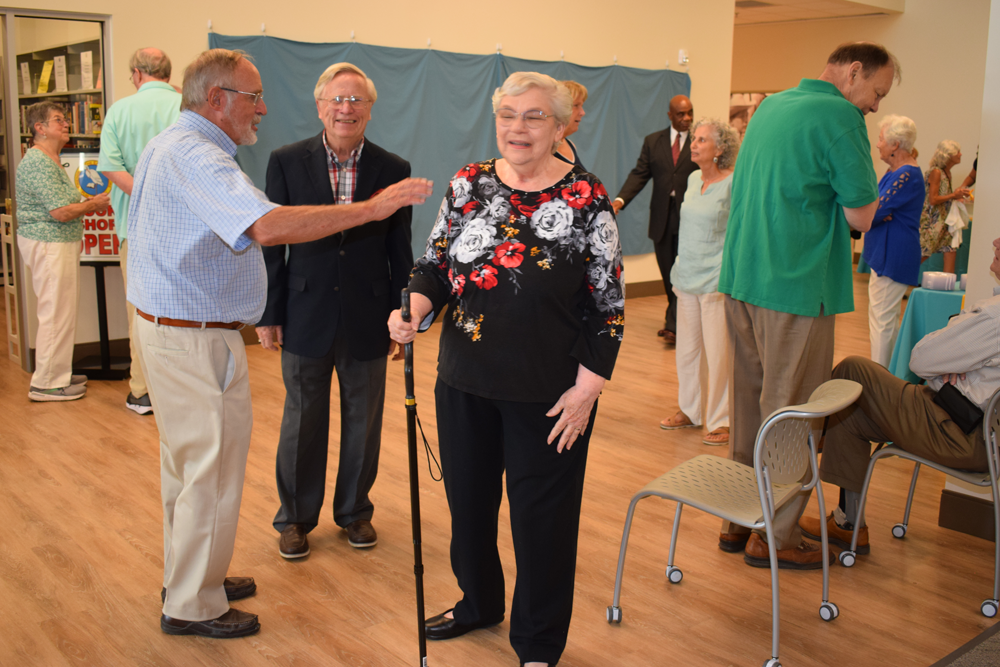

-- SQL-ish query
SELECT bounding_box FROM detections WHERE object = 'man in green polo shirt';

[717,42,899,569]
[97,47,181,415]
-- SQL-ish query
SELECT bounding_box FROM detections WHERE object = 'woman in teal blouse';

[16,102,109,401]
[660,118,740,445]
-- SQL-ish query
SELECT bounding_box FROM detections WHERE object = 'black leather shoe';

[161,577,257,604]
[424,608,501,640]
[160,608,260,638]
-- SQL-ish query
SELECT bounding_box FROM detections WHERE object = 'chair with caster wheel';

[838,387,1000,618]
[605,379,861,665]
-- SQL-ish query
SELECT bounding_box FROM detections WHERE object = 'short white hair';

[878,114,916,153]
[182,49,248,110]
[930,140,961,170]
[313,62,377,103]
[491,71,572,127]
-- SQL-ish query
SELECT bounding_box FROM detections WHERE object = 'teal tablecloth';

[888,287,965,383]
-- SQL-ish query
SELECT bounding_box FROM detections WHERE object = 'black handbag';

[933,382,984,435]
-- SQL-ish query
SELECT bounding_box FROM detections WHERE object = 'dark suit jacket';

[259,133,413,361]
[615,128,697,243]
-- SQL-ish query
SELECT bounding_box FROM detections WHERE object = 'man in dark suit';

[256,63,412,558]
[613,95,696,343]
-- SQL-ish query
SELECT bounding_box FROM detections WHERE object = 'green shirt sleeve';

[828,125,878,209]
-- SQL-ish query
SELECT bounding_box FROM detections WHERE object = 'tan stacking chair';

[838,387,1000,618]
[606,379,863,667]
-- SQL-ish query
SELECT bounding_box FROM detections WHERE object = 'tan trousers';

[135,317,253,621]
[821,356,987,493]
[722,296,835,549]
[118,240,148,398]
[18,236,80,389]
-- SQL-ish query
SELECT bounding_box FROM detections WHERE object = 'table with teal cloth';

[888,287,965,383]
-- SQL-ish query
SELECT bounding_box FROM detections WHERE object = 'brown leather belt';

[136,309,243,330]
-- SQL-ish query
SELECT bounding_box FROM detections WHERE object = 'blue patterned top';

[863,164,924,285]
[15,148,84,243]
[126,110,279,323]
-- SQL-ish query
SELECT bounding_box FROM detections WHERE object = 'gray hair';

[878,114,916,153]
[130,47,171,80]
[691,117,741,170]
[930,140,961,170]
[181,49,249,111]
[25,102,65,142]
[492,72,572,153]
[313,62,377,103]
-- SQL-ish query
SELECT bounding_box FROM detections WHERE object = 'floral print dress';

[918,167,954,256]
[408,159,624,403]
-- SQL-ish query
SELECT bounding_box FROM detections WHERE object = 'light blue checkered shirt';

[126,110,278,323]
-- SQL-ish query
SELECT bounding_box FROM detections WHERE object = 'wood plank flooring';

[0,272,995,666]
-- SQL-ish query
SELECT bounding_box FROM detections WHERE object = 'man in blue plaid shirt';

[127,48,432,639]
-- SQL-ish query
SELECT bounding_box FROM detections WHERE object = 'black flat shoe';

[424,608,501,640]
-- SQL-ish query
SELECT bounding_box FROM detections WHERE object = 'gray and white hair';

[492,72,572,153]
[130,47,171,80]
[878,115,916,153]
[313,62,377,103]
[930,140,961,170]
[181,48,249,111]
[25,101,64,142]
[691,117,741,170]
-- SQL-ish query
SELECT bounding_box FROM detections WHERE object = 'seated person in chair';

[798,237,1000,552]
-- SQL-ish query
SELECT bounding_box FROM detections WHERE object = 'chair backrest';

[984,388,1000,484]
[754,379,864,485]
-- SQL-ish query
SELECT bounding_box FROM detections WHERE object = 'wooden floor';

[0,272,994,666]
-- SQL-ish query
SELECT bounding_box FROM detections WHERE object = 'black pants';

[435,381,595,665]
[653,229,679,333]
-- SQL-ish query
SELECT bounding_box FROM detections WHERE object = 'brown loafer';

[800,513,870,555]
[719,531,751,553]
[346,519,378,548]
[279,523,310,559]
[659,329,676,345]
[743,533,833,570]
[160,608,260,638]
[161,576,256,604]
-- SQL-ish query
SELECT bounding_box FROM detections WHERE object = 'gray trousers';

[722,295,835,549]
[273,325,387,532]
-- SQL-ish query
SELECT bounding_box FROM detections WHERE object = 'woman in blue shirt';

[660,118,740,446]
[865,114,924,367]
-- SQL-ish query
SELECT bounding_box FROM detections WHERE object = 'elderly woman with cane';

[388,71,624,667]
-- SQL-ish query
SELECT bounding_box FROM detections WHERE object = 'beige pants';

[118,240,148,398]
[722,296,835,549]
[867,270,908,368]
[18,236,80,389]
[135,317,253,621]
[673,287,730,432]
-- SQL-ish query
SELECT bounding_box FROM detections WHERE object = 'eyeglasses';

[45,116,70,126]
[495,109,554,129]
[220,87,264,105]
[318,95,369,107]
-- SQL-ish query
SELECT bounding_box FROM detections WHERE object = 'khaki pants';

[820,356,987,493]
[722,296,835,549]
[18,236,80,390]
[135,317,253,621]
[118,240,148,398]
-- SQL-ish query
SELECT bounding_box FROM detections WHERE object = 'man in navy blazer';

[256,63,412,558]
[613,95,696,343]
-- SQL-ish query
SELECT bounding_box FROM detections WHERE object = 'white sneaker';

[126,392,153,415]
[29,384,87,402]
[70,374,88,385]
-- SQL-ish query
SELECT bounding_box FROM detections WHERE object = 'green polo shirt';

[97,80,181,242]
[718,78,877,317]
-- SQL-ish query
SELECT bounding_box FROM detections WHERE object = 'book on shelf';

[37,60,54,94]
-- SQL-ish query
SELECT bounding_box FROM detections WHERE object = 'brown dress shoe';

[743,532,833,570]
[800,513,870,555]
[161,576,256,603]
[719,531,751,553]
[160,608,260,638]
[346,519,378,548]
[279,524,310,559]
[658,329,676,345]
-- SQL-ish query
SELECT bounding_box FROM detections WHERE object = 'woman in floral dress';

[388,72,623,667]
[918,140,970,273]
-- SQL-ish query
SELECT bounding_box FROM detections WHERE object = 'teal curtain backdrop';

[209,34,691,257]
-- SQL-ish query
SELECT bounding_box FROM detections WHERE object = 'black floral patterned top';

[409,159,624,403]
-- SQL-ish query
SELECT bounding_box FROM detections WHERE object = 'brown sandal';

[703,427,730,446]
[660,411,699,430]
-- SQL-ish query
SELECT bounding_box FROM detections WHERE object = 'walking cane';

[401,289,428,666]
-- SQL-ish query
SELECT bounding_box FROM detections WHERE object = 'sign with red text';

[61,152,119,261]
